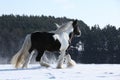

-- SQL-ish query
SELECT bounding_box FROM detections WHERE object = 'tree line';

[0,14,120,64]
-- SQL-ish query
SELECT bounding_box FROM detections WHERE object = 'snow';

[0,64,120,80]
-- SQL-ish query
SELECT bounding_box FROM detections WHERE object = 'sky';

[0,0,120,28]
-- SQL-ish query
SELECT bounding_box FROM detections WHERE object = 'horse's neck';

[55,26,73,34]
[56,29,73,43]
[55,22,72,33]
[54,28,67,33]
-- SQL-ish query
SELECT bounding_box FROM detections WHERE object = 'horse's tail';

[11,34,31,68]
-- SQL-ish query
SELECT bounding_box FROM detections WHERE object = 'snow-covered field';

[0,64,120,80]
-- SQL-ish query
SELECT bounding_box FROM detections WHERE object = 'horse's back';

[30,32,61,52]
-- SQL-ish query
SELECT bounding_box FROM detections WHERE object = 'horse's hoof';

[56,65,63,69]
[56,66,63,69]
[67,60,76,68]
[40,62,50,67]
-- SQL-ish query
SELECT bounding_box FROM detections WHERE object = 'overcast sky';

[0,0,120,28]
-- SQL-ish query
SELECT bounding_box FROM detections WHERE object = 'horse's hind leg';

[36,51,50,67]
[39,53,50,67]
[22,51,34,68]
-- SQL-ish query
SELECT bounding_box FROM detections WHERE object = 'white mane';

[54,23,61,28]
[53,21,73,34]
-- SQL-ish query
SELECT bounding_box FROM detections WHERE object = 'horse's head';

[53,20,81,37]
[72,20,81,36]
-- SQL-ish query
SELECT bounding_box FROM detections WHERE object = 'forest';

[0,14,120,64]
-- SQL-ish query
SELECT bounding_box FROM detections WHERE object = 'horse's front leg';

[57,51,66,69]
[65,54,76,67]
[22,50,34,68]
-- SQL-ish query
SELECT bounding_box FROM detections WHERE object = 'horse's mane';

[53,21,73,34]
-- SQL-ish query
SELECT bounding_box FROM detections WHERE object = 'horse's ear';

[72,19,78,26]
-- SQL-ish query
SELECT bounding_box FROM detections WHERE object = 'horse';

[11,20,81,69]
